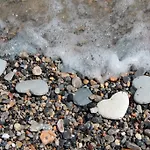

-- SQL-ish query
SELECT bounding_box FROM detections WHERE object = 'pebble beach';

[0,53,150,150]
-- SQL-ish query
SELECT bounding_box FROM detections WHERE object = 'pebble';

[72,77,82,88]
[133,76,150,89]
[135,133,142,140]
[144,129,150,137]
[126,141,141,150]
[0,59,7,76]
[2,133,10,139]
[105,135,114,143]
[14,123,22,131]
[62,130,71,140]
[134,68,145,77]
[109,77,118,82]
[90,92,129,120]
[137,105,142,113]
[83,79,89,85]
[29,120,43,132]
[107,128,119,135]
[73,87,92,106]
[40,130,56,145]
[32,66,42,75]
[15,79,48,96]
[115,139,120,145]
[57,119,64,133]
[133,76,150,104]
[16,141,23,148]
[4,71,15,81]
[55,88,60,94]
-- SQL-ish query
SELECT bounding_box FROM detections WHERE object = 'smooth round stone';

[133,76,150,89]
[90,92,129,120]
[14,123,22,131]
[0,59,7,76]
[72,77,82,88]
[134,88,150,104]
[15,79,48,96]
[73,87,92,106]
[133,76,150,104]
[105,135,115,143]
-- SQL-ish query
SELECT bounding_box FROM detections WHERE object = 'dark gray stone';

[73,87,92,106]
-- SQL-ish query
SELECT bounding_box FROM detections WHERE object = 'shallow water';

[1,0,150,81]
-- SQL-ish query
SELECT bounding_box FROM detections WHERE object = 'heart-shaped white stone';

[90,92,129,120]
[133,76,150,104]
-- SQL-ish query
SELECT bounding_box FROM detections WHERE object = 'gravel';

[0,53,150,149]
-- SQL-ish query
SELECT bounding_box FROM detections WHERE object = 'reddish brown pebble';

[109,77,118,82]
[40,130,56,145]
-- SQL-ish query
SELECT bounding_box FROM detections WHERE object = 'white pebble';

[12,143,16,147]
[135,133,142,140]
[2,133,10,139]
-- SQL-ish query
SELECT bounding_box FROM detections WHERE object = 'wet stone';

[105,135,115,143]
[15,79,48,96]
[14,123,22,131]
[0,59,7,76]
[73,87,92,106]
[133,76,150,104]
[67,94,74,102]
[107,128,119,135]
[4,71,15,81]
[72,76,82,88]
[126,141,141,150]
[63,130,71,140]
[2,133,9,140]
[134,68,145,77]
[90,92,129,120]
[144,129,150,137]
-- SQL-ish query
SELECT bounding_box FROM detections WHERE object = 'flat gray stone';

[90,92,129,120]
[133,76,150,89]
[73,87,92,106]
[133,76,150,104]
[15,79,48,96]
[0,59,7,76]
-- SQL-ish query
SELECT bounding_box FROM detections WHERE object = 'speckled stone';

[133,76,150,104]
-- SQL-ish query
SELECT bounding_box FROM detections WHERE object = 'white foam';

[0,0,150,81]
